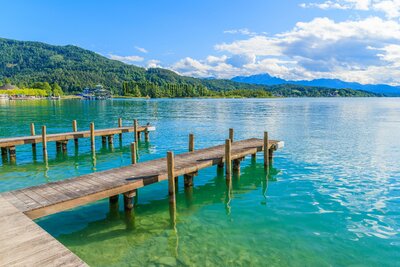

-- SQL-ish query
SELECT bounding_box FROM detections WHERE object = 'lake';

[0,98,399,266]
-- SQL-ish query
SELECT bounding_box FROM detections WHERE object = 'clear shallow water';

[0,98,399,266]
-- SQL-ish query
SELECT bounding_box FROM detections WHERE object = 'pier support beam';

[130,142,137,164]
[123,190,137,211]
[229,128,234,142]
[42,126,48,160]
[189,133,194,152]
[30,123,36,151]
[8,146,16,163]
[225,139,232,179]
[264,131,269,172]
[184,171,198,188]
[134,119,138,143]
[108,135,114,146]
[167,151,177,227]
[90,123,95,151]
[118,118,123,140]
[1,147,8,158]
[101,136,107,146]
[144,128,149,142]
[72,120,78,146]
[233,158,241,174]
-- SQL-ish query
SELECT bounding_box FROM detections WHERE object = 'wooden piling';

[233,159,241,173]
[225,139,232,177]
[131,142,137,164]
[42,126,48,159]
[61,141,67,153]
[56,142,61,152]
[8,146,16,162]
[101,136,107,146]
[229,128,234,142]
[167,151,176,205]
[134,119,138,143]
[123,190,136,211]
[118,118,122,140]
[90,123,95,151]
[30,123,36,150]
[144,127,149,142]
[108,135,114,145]
[72,120,78,146]
[189,133,194,152]
[264,131,269,168]
[1,147,7,156]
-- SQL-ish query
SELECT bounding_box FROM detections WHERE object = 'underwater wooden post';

[42,125,48,159]
[229,128,234,142]
[167,151,176,205]
[134,119,138,143]
[131,142,137,164]
[264,131,269,168]
[167,151,177,225]
[108,135,114,146]
[144,127,149,142]
[225,139,232,177]
[123,190,136,211]
[118,118,122,140]
[30,123,36,150]
[8,146,16,162]
[101,136,107,146]
[90,122,95,151]
[233,158,241,173]
[189,133,194,152]
[72,120,78,146]
[1,147,7,157]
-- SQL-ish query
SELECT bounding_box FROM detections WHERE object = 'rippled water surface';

[0,98,399,266]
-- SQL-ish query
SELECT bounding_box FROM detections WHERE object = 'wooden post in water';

[101,136,107,147]
[134,119,138,143]
[229,128,234,142]
[123,190,136,211]
[189,133,194,152]
[264,131,269,170]
[42,126,48,160]
[131,142,137,164]
[90,123,95,151]
[118,118,122,140]
[144,127,149,142]
[30,123,36,150]
[72,120,78,146]
[233,158,241,173]
[8,146,16,163]
[225,139,232,178]
[108,135,114,146]
[61,141,67,153]
[167,151,176,226]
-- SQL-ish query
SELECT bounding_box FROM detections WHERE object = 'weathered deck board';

[1,138,282,219]
[0,125,155,148]
[0,196,87,267]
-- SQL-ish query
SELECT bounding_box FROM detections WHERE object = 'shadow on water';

[38,161,280,265]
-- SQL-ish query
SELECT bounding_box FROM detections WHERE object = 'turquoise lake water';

[0,98,399,266]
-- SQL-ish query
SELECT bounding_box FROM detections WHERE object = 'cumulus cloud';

[170,16,400,84]
[301,0,400,19]
[135,46,148,53]
[146,59,161,68]
[109,54,144,63]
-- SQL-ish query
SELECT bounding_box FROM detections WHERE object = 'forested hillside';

[0,37,380,97]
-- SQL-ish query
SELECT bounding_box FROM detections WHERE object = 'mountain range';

[232,74,400,95]
[0,37,383,97]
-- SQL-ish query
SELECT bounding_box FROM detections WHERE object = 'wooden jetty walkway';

[0,119,155,163]
[0,130,283,266]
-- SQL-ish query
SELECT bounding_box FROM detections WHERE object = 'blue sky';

[1,0,400,84]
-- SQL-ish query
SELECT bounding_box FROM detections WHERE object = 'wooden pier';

[0,119,155,163]
[0,131,283,266]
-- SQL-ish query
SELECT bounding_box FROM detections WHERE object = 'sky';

[1,0,400,85]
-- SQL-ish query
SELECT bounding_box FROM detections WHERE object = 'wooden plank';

[0,197,87,266]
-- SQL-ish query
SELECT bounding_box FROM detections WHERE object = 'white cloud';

[224,28,257,36]
[135,46,148,53]
[170,16,400,85]
[301,0,400,19]
[146,59,161,68]
[109,54,144,63]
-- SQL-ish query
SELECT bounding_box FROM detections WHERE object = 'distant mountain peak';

[232,73,400,95]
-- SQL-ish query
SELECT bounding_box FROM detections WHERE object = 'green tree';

[52,83,63,96]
